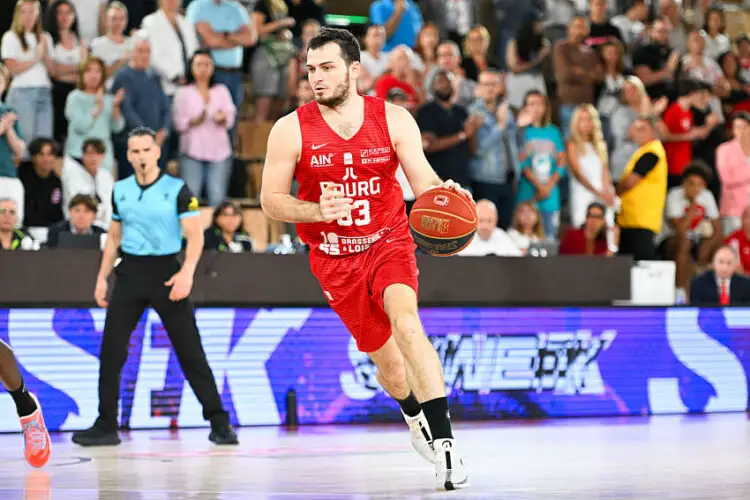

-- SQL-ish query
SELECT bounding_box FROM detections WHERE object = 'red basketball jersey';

[295,96,407,256]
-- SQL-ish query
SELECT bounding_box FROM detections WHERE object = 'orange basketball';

[408,187,477,256]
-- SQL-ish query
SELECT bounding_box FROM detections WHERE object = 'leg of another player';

[382,284,469,490]
[0,340,51,468]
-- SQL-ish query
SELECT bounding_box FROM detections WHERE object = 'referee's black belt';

[120,252,179,264]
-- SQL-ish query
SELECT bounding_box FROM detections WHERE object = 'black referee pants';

[96,254,229,431]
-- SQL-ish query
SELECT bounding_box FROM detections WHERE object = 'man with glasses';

[0,198,35,251]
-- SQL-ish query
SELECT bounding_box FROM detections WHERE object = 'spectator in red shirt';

[658,79,718,189]
[725,207,750,274]
[559,202,610,256]
[374,45,421,111]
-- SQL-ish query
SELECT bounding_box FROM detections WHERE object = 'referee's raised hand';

[165,269,194,302]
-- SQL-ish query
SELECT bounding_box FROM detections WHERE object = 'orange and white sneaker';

[20,394,51,468]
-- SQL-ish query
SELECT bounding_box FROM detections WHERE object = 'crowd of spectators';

[0,0,750,301]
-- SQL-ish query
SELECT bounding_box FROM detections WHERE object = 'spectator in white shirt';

[359,25,390,94]
[141,0,200,99]
[507,200,544,254]
[60,138,113,228]
[459,199,522,257]
[67,0,106,45]
[90,1,132,90]
[701,7,730,62]
[658,161,723,297]
[610,0,647,56]
[1,0,54,147]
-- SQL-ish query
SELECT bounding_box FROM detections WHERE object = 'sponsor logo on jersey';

[320,177,382,198]
[342,167,357,181]
[361,156,391,165]
[360,146,391,158]
[311,153,334,168]
[344,152,353,165]
[312,143,328,150]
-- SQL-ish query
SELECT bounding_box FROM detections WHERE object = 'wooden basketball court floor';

[0,414,748,499]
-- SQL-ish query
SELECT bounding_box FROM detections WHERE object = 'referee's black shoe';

[209,422,239,445]
[72,424,121,447]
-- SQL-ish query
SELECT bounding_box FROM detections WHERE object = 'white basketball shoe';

[433,438,469,491]
[402,410,435,463]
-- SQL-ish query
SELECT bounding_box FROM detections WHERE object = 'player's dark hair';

[682,160,713,185]
[308,27,361,66]
[83,138,106,154]
[28,137,58,157]
[128,126,157,141]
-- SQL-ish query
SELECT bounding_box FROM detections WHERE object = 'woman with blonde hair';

[567,104,616,229]
[507,201,544,253]
[461,25,492,81]
[0,0,54,146]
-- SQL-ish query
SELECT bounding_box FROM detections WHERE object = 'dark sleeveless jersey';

[295,96,408,256]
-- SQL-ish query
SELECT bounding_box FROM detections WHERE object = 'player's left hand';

[165,270,193,301]
[439,179,473,200]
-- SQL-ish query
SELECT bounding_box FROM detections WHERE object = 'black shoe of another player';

[209,423,239,445]
[72,425,121,447]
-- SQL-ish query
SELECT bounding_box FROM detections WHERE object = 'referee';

[72,127,238,447]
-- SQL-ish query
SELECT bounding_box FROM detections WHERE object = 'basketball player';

[261,28,469,490]
[0,339,51,467]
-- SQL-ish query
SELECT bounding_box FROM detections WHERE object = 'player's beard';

[316,73,351,109]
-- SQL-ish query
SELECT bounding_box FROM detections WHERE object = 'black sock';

[396,391,422,417]
[421,397,453,439]
[10,383,37,418]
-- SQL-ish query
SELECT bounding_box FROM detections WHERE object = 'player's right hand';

[95,278,108,308]
[319,186,353,223]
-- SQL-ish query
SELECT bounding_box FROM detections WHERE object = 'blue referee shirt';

[112,172,199,256]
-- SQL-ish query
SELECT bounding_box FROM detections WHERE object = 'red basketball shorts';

[309,233,419,353]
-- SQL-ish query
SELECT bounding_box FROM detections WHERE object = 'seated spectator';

[461,25,493,82]
[359,24,390,94]
[701,7,730,62]
[46,193,106,248]
[659,79,718,189]
[505,17,549,113]
[65,56,125,172]
[738,35,750,83]
[203,201,253,253]
[385,89,415,211]
[717,112,750,236]
[287,19,320,99]
[0,198,35,250]
[691,81,725,202]
[615,116,667,261]
[658,161,722,295]
[17,137,63,228]
[632,19,679,101]
[468,69,518,229]
[368,0,423,52]
[60,138,113,228]
[567,104,616,231]
[681,30,730,116]
[111,37,171,176]
[690,245,750,305]
[559,202,611,256]
[252,0,297,123]
[90,1,132,90]
[459,199,522,257]
[296,77,314,107]
[725,207,750,275]
[374,45,421,111]
[141,0,199,100]
[610,0,648,59]
[173,49,236,207]
[0,63,26,226]
[516,91,566,240]
[1,0,54,147]
[417,69,481,191]
[507,201,544,254]
[425,41,476,108]
[45,0,88,146]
